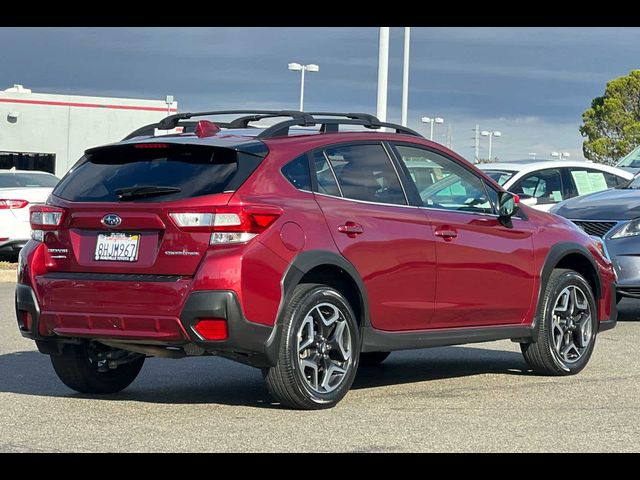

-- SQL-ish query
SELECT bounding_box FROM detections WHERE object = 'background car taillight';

[30,205,66,241]
[0,199,29,209]
[169,205,282,245]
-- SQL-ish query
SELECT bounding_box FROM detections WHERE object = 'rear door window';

[53,144,262,202]
[323,144,406,206]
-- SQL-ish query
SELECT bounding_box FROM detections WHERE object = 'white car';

[0,170,60,255]
[478,160,633,211]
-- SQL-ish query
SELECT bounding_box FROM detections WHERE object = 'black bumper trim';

[179,290,277,367]
[15,283,43,340]
[598,319,617,333]
[599,282,618,333]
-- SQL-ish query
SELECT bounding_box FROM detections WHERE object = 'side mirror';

[498,191,519,227]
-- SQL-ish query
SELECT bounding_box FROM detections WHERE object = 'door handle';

[434,228,458,241]
[338,221,364,238]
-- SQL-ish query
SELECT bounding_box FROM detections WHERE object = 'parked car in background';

[615,145,640,174]
[478,160,632,211]
[551,172,640,303]
[15,111,617,409]
[0,169,59,255]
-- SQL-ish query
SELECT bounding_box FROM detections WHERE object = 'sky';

[1,27,639,162]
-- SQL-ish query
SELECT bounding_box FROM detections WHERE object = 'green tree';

[580,70,640,165]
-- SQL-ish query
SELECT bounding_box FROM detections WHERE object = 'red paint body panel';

[314,194,436,331]
[426,210,536,328]
[17,130,617,347]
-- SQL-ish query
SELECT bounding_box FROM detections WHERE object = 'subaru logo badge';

[102,214,122,227]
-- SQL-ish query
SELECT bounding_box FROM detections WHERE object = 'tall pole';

[376,27,390,123]
[401,27,411,127]
[474,124,480,162]
[488,133,493,160]
[299,67,306,111]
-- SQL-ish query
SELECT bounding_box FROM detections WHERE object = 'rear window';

[53,145,262,202]
[0,172,60,188]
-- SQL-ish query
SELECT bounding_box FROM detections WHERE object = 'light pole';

[401,27,411,127]
[288,62,319,111]
[551,151,571,161]
[481,130,502,160]
[421,116,444,141]
[377,27,390,123]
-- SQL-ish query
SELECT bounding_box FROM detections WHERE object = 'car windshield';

[482,169,516,186]
[0,172,60,188]
[624,172,640,189]
[617,145,640,168]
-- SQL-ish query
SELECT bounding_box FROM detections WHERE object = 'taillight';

[0,199,29,209]
[30,205,66,241]
[169,206,282,245]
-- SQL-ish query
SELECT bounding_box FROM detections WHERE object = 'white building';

[0,84,178,177]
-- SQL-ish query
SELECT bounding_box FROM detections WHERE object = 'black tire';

[359,351,390,367]
[50,343,145,394]
[264,283,360,410]
[521,269,598,376]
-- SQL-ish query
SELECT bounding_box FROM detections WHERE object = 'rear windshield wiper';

[115,186,181,200]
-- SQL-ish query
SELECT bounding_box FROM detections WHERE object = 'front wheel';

[50,342,145,394]
[521,269,598,375]
[264,284,360,409]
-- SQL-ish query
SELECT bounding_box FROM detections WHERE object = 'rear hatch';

[42,142,263,276]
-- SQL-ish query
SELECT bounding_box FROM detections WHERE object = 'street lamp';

[551,151,571,161]
[481,130,502,160]
[421,116,444,141]
[288,62,319,111]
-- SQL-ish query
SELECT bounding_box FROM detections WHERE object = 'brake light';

[0,199,29,209]
[133,143,169,149]
[169,206,282,245]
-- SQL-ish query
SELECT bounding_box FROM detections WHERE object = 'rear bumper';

[15,284,279,367]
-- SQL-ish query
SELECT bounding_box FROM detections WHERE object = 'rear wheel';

[359,351,390,367]
[264,284,360,409]
[50,342,145,394]
[521,269,598,375]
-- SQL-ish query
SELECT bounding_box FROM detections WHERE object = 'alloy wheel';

[296,302,353,394]
[550,285,593,364]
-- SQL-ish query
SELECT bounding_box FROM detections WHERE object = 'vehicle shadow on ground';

[0,345,530,408]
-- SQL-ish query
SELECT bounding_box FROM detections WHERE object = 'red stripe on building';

[0,98,177,113]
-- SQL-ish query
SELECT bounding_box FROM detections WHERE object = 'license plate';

[94,232,140,262]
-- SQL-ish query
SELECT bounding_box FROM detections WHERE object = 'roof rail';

[156,110,314,131]
[122,110,422,141]
[257,116,421,139]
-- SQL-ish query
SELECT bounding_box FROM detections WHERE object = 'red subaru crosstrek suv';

[15,111,617,409]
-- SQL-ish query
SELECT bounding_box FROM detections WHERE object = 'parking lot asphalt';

[1,282,639,452]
